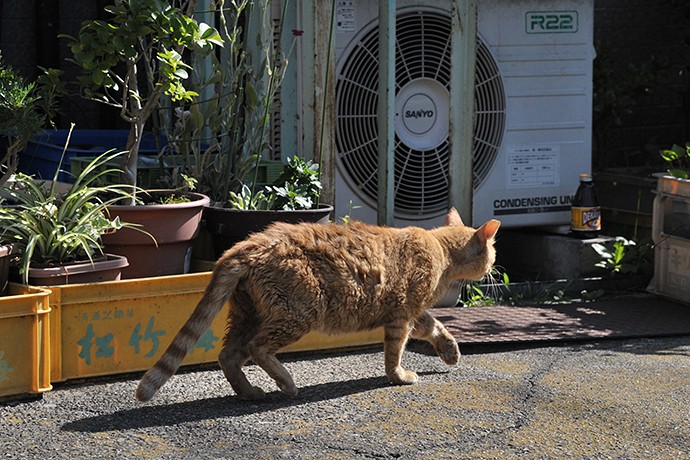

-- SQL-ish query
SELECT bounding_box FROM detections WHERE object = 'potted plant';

[205,155,333,257]
[59,0,222,276]
[655,144,690,238]
[0,52,63,187]
[164,0,332,258]
[0,145,136,286]
[62,0,222,193]
[649,143,690,303]
[100,184,210,278]
[159,0,267,203]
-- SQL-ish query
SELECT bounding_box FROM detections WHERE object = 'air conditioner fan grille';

[336,10,506,219]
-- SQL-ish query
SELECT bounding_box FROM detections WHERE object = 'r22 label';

[526,11,578,34]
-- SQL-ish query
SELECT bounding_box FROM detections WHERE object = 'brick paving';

[433,293,690,344]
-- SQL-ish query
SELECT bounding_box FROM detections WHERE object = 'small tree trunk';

[120,55,164,204]
[0,138,21,188]
[121,121,144,203]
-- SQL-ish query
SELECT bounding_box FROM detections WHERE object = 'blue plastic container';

[20,129,166,182]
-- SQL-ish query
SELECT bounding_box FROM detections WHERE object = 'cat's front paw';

[388,367,419,385]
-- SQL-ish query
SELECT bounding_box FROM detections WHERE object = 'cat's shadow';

[61,375,392,433]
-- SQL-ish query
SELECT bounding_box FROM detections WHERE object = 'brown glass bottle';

[570,173,601,237]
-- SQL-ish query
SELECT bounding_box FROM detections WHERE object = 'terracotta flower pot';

[102,191,210,279]
[25,253,129,286]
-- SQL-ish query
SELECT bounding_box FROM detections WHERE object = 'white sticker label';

[336,1,356,33]
[507,145,560,188]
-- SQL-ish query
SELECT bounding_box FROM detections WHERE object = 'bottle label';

[571,206,601,231]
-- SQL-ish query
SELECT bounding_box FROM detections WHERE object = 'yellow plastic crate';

[0,284,52,400]
[47,271,383,382]
[48,272,225,382]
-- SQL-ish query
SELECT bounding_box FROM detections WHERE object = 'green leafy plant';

[592,236,653,276]
[227,184,275,211]
[228,156,322,211]
[62,0,223,195]
[165,0,299,205]
[0,135,141,283]
[459,268,510,307]
[268,156,322,210]
[660,143,690,179]
[151,175,197,204]
[460,282,496,307]
[339,200,362,225]
[0,52,64,187]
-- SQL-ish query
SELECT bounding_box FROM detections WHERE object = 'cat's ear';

[476,219,501,244]
[444,207,464,226]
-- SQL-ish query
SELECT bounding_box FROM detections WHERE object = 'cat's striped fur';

[136,208,499,402]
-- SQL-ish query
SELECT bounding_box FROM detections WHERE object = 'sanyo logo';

[526,11,578,34]
[405,109,434,119]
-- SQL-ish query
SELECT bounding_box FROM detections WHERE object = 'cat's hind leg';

[219,343,266,401]
[384,320,418,385]
[411,310,460,366]
[246,320,307,398]
[218,299,267,401]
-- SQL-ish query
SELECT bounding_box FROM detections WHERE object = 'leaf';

[92,71,105,86]
[189,103,205,131]
[668,168,689,179]
[174,68,189,79]
[112,35,125,50]
[660,149,678,162]
[199,23,224,47]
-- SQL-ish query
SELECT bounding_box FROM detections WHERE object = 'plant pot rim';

[653,172,690,199]
[204,203,333,214]
[26,253,129,280]
[653,172,690,181]
[107,190,211,211]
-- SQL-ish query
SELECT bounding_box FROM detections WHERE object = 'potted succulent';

[0,145,136,286]
[649,143,690,303]
[59,0,222,277]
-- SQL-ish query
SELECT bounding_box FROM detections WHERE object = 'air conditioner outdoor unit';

[334,0,594,228]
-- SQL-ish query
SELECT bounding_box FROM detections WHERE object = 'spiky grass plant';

[0,147,141,283]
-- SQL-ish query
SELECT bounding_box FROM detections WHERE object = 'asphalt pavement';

[1,328,689,459]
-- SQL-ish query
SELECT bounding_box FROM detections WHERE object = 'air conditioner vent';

[336,10,506,219]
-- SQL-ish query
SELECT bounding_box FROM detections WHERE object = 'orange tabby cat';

[136,208,499,402]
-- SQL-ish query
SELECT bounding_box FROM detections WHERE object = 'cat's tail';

[135,259,248,402]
